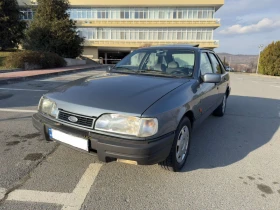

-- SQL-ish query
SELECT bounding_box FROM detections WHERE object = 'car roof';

[139,44,214,53]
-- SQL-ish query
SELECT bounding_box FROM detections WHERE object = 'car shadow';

[182,95,280,172]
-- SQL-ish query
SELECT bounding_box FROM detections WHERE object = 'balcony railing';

[76,19,221,26]
[84,39,219,47]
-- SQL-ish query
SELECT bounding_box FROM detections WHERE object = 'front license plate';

[49,128,88,151]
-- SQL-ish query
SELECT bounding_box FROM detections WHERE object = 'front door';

[208,53,228,102]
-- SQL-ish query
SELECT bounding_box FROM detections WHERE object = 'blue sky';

[215,0,280,55]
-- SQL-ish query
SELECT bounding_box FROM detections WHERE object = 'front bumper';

[32,113,174,165]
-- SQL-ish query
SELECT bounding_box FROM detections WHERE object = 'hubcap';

[176,126,190,163]
[222,95,227,113]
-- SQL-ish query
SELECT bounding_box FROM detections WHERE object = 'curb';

[0,65,106,85]
[0,69,22,73]
[247,73,280,79]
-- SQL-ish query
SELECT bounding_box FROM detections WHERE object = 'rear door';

[208,53,228,101]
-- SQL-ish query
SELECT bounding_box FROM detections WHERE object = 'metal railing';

[85,40,219,44]
[77,19,221,25]
[84,40,219,48]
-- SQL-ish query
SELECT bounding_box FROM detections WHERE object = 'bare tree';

[249,60,257,73]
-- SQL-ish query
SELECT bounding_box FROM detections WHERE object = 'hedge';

[4,50,66,69]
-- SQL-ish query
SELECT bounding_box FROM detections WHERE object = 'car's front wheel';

[159,117,191,172]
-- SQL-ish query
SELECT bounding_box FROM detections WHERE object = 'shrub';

[259,41,280,76]
[4,51,66,69]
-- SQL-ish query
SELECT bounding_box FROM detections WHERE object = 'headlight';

[38,97,58,118]
[95,114,158,137]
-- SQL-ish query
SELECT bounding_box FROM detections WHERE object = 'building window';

[203,10,208,19]
[68,7,216,20]
[177,31,183,40]
[98,11,108,19]
[208,11,214,18]
[139,32,144,40]
[178,11,183,19]
[120,11,125,19]
[173,11,177,19]
[193,10,198,19]
[198,10,203,19]
[188,10,193,19]
[20,9,34,20]
[77,27,214,41]
[158,11,164,19]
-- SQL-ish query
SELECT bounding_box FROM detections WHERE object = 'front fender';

[141,81,201,138]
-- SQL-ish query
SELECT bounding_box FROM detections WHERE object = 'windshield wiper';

[112,67,138,74]
[138,70,186,78]
[114,66,135,71]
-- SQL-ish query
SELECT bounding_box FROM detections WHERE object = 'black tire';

[159,117,192,172]
[213,94,227,117]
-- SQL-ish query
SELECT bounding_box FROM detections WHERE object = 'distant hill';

[217,53,258,66]
[216,53,259,72]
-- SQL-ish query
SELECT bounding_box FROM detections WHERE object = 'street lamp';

[256,44,264,74]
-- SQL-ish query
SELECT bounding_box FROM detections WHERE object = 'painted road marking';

[63,163,102,210]
[271,85,280,88]
[0,88,47,92]
[7,163,102,210]
[0,108,36,113]
[7,191,70,205]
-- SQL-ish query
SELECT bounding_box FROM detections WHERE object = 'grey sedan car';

[32,45,230,172]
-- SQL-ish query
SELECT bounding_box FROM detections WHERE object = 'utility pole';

[256,44,264,74]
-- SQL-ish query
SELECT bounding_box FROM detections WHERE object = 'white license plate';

[49,129,88,151]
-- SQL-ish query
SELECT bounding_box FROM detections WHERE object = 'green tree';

[259,41,280,76]
[0,0,26,50]
[23,0,84,58]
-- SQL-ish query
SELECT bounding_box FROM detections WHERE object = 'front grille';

[58,110,95,129]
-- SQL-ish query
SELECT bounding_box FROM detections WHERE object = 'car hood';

[46,73,187,116]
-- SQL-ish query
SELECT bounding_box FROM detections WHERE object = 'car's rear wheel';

[213,94,227,117]
[159,117,191,172]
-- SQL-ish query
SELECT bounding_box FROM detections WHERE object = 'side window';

[173,53,195,68]
[200,53,213,75]
[209,53,222,74]
[216,55,226,74]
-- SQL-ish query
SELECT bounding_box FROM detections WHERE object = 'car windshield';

[114,49,195,77]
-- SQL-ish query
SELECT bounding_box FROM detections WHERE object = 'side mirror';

[201,73,222,83]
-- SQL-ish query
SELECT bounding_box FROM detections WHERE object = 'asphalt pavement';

[0,71,279,210]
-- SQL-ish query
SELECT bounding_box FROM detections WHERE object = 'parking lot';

[0,69,280,210]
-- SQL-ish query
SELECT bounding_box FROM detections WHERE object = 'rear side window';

[209,53,222,74]
[200,53,213,75]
